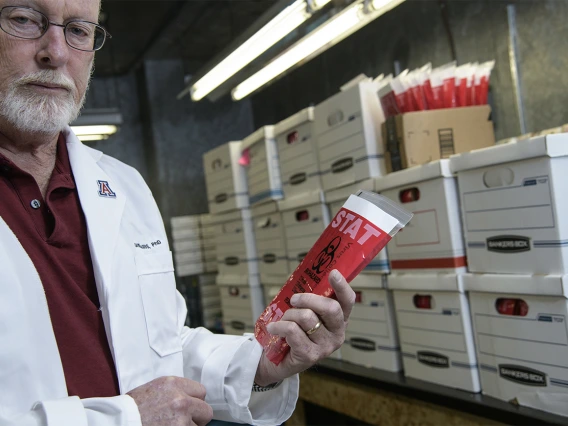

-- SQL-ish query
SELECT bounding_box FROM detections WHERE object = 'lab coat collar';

[63,126,126,303]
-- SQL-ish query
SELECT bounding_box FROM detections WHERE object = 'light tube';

[190,0,331,101]
[232,0,405,100]
[71,125,118,136]
[76,134,108,142]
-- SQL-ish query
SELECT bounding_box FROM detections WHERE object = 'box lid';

[200,214,213,226]
[340,74,372,91]
[350,273,387,289]
[204,140,241,160]
[277,190,325,211]
[274,107,314,136]
[216,273,261,287]
[374,160,452,192]
[463,273,568,298]
[252,201,279,217]
[450,133,568,173]
[388,273,465,292]
[171,215,200,229]
[325,179,374,205]
[241,126,275,150]
[209,208,251,225]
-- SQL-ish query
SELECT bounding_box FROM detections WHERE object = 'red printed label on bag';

[255,206,392,365]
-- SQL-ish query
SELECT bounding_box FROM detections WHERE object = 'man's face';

[0,0,100,134]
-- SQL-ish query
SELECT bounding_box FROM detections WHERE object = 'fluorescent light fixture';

[71,125,118,136]
[70,108,122,142]
[75,134,109,142]
[71,125,118,142]
[190,0,331,101]
[232,0,405,100]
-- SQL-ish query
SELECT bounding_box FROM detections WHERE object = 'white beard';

[0,69,89,134]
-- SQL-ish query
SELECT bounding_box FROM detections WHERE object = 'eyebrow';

[7,1,99,24]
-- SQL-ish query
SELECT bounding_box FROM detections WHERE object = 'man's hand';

[127,376,213,426]
[255,269,356,386]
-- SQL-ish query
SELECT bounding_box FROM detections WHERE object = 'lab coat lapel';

[64,128,125,298]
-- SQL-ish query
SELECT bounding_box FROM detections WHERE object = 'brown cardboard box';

[382,105,495,172]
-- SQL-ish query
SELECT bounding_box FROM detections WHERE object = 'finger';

[281,308,321,334]
[190,399,214,426]
[267,320,315,352]
[289,293,344,332]
[176,377,207,400]
[328,269,356,321]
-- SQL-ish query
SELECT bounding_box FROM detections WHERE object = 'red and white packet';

[254,191,413,365]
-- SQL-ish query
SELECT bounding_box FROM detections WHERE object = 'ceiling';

[94,0,279,77]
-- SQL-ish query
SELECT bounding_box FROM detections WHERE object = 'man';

[0,1,356,425]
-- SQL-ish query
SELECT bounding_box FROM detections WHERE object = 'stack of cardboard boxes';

[203,141,264,335]
[170,214,220,329]
[244,126,289,305]
[376,160,480,391]
[450,134,568,413]
[315,76,392,364]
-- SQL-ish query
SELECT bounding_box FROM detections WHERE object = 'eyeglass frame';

[0,5,112,52]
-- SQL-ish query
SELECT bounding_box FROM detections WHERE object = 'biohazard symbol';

[312,236,341,274]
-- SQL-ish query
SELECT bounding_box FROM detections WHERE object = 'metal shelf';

[316,358,568,425]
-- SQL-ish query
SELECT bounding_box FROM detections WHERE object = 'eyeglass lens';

[0,6,106,51]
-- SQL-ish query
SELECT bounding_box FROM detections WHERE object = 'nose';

[35,24,70,68]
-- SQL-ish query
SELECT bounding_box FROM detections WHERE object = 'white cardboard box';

[217,280,265,336]
[171,215,201,241]
[252,202,290,282]
[465,273,568,414]
[342,274,402,371]
[326,179,390,274]
[171,215,200,231]
[203,141,248,214]
[210,209,258,282]
[375,160,467,273]
[242,126,283,206]
[280,194,331,273]
[314,78,386,192]
[200,214,218,273]
[263,284,282,307]
[275,108,323,203]
[176,263,204,277]
[389,273,481,392]
[450,134,568,274]
[171,215,204,277]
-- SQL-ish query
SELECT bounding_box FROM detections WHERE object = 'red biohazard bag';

[474,60,495,105]
[254,191,413,365]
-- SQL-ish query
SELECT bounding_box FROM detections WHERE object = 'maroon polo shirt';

[0,134,120,398]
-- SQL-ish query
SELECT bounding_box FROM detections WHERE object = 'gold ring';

[306,321,322,336]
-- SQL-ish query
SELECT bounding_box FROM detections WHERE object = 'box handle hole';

[496,298,528,316]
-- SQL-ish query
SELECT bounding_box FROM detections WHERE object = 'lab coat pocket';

[135,251,183,357]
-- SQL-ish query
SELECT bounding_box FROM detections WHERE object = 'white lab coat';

[0,128,298,426]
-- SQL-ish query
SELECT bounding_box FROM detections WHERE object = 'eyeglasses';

[0,6,111,52]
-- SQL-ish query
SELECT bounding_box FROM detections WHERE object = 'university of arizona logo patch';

[97,180,116,198]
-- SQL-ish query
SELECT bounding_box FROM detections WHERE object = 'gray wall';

[139,59,255,231]
[83,74,148,179]
[250,0,568,142]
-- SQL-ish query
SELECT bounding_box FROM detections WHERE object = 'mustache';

[15,70,75,92]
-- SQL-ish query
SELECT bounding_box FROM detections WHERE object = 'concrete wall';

[250,0,568,142]
[83,74,148,179]
[140,59,255,232]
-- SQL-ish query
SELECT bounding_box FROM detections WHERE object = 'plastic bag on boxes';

[473,60,495,106]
